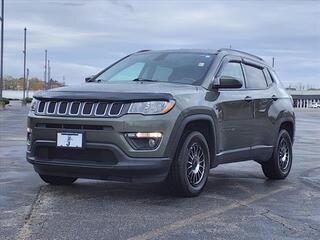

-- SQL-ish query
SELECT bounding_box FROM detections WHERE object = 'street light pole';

[23,27,27,103]
[47,59,50,89]
[44,49,47,90]
[0,0,4,99]
[26,68,29,98]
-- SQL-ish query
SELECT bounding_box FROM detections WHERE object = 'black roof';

[134,48,265,64]
[217,48,264,62]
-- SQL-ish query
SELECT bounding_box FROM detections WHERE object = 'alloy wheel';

[187,143,206,186]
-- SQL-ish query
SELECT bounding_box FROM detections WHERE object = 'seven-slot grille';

[35,101,124,117]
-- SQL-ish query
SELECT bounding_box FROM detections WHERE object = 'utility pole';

[272,57,275,68]
[44,49,47,90]
[0,0,4,99]
[47,59,50,89]
[22,27,27,103]
[26,68,29,98]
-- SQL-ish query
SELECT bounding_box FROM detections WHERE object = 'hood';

[34,81,200,102]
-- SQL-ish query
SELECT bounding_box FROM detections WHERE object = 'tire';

[39,174,77,185]
[166,131,210,197]
[262,129,293,179]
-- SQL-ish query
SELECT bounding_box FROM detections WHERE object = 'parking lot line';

[128,186,293,240]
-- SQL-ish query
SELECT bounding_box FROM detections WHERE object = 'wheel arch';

[275,116,295,144]
[165,114,217,168]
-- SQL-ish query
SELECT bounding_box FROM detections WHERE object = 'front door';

[215,57,254,163]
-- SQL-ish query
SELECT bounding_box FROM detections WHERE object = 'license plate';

[57,132,83,148]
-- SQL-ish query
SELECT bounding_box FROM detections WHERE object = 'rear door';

[215,56,255,163]
[242,60,275,161]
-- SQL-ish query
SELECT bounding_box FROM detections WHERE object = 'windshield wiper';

[132,78,158,82]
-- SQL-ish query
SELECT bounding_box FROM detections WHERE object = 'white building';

[287,90,320,108]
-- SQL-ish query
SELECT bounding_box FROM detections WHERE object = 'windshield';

[94,52,216,85]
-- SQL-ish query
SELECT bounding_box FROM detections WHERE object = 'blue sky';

[4,0,320,88]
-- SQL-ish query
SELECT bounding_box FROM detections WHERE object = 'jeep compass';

[27,49,295,197]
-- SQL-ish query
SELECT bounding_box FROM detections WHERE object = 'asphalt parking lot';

[1,101,319,240]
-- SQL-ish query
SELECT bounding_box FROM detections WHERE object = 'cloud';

[3,0,320,87]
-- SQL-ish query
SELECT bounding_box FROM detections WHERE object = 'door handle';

[244,96,253,102]
[271,95,278,101]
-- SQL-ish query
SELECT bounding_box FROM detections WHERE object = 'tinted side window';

[269,69,285,88]
[263,68,273,86]
[219,62,245,85]
[243,64,267,89]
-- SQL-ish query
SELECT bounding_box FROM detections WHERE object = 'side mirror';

[212,75,243,89]
[85,75,94,82]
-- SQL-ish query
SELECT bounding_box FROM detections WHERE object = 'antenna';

[272,57,275,68]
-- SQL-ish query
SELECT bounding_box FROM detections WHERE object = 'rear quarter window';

[268,69,285,88]
[243,64,267,89]
[263,68,273,86]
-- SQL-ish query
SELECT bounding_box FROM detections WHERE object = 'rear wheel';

[39,174,77,185]
[166,131,210,197]
[262,129,293,179]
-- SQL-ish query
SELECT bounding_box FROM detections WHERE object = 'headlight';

[30,99,38,112]
[128,100,175,115]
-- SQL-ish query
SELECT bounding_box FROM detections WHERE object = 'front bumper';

[27,140,171,183]
[26,110,179,182]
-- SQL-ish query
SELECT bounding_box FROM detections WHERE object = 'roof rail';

[135,49,151,53]
[218,48,264,61]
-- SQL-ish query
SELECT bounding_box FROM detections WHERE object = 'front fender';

[164,109,218,166]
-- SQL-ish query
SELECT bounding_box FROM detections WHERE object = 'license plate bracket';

[57,132,83,148]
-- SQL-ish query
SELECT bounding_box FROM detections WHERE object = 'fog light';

[125,132,162,150]
[132,132,162,138]
[148,138,156,148]
[27,128,32,149]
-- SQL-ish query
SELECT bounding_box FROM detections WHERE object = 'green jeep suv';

[27,49,295,197]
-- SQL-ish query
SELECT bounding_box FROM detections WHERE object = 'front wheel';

[166,131,210,197]
[262,129,293,179]
[39,174,77,185]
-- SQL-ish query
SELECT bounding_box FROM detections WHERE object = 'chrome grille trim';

[37,101,46,113]
[69,102,81,116]
[57,102,68,116]
[94,102,108,116]
[46,101,57,115]
[44,102,49,114]
[35,101,124,118]
[81,102,94,116]
[108,103,124,117]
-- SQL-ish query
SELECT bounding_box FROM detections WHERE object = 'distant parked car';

[310,103,320,108]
